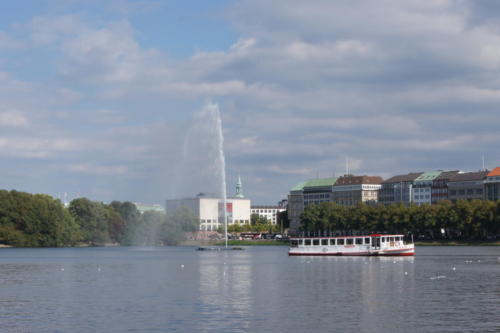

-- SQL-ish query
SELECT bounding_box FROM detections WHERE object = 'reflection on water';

[197,251,252,332]
[0,246,498,333]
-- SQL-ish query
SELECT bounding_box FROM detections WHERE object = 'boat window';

[313,239,320,246]
[364,237,370,244]
[382,237,386,242]
[305,239,311,246]
[299,239,304,245]
[346,239,353,245]
[330,239,336,246]
[321,239,328,246]
[337,239,345,245]
[390,237,395,242]
[355,238,363,245]
[290,240,299,247]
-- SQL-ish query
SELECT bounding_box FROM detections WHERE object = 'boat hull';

[288,250,415,256]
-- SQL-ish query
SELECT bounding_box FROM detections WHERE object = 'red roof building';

[485,167,500,201]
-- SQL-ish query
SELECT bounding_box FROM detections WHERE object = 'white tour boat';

[289,234,415,256]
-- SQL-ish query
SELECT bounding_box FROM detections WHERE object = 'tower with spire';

[235,175,244,198]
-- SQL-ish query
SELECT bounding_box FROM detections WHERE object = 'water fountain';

[193,103,241,251]
[212,103,228,248]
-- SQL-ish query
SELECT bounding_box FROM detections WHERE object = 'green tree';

[0,190,81,247]
[69,198,111,245]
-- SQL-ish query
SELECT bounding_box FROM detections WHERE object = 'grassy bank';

[415,240,500,246]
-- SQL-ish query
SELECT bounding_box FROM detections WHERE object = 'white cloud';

[0,111,29,127]
[1,1,500,203]
[69,163,129,176]
[0,137,81,158]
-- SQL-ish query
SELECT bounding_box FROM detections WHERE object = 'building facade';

[288,178,338,232]
[250,205,286,225]
[431,170,460,204]
[448,171,489,202]
[165,177,251,231]
[166,195,251,231]
[485,167,500,201]
[379,172,422,205]
[412,171,442,205]
[331,175,383,206]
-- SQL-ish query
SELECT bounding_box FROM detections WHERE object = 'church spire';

[235,175,244,198]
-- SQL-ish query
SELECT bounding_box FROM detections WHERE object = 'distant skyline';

[1,0,500,205]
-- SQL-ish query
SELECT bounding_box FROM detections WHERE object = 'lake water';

[0,246,498,333]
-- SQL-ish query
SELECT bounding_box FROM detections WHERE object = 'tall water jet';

[167,102,231,248]
[212,104,228,248]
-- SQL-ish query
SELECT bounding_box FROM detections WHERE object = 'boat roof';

[291,234,405,239]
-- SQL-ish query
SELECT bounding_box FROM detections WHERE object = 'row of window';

[304,193,330,199]
[294,236,402,246]
[450,189,482,195]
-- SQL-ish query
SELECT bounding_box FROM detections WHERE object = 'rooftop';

[415,171,442,182]
[487,167,500,177]
[334,175,383,186]
[290,181,307,191]
[434,170,460,181]
[449,170,489,182]
[290,177,338,192]
[382,172,423,184]
[303,177,338,188]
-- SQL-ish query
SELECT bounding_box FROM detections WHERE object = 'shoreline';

[2,240,498,248]
[414,240,500,246]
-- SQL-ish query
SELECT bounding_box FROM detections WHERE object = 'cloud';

[0,137,81,158]
[69,163,128,176]
[1,1,500,204]
[0,111,29,127]
[0,31,25,50]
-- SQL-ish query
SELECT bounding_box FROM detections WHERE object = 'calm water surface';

[0,246,498,333]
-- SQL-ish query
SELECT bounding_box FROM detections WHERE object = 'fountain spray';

[212,104,228,248]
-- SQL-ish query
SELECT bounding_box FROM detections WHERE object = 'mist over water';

[167,103,228,201]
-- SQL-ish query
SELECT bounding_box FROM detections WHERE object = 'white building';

[166,195,251,231]
[250,205,286,225]
[165,177,250,231]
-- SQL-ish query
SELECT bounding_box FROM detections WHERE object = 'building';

[165,177,251,231]
[431,170,460,204]
[379,172,422,205]
[485,167,500,201]
[412,171,442,205]
[288,181,307,232]
[250,205,286,225]
[166,195,251,231]
[331,175,383,206]
[448,171,489,202]
[288,178,338,232]
[303,178,338,207]
[134,203,166,214]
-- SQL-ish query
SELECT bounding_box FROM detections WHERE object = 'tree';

[158,207,200,245]
[69,198,111,244]
[0,190,81,247]
[277,210,289,230]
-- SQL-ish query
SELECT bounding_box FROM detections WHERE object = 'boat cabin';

[290,234,406,249]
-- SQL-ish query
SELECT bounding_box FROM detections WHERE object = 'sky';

[1,0,500,205]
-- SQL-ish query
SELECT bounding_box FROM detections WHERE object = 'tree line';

[0,190,199,247]
[219,213,285,234]
[299,200,500,240]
